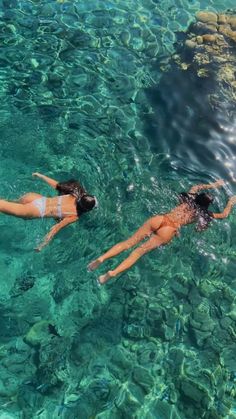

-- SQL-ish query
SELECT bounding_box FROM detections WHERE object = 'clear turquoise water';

[0,0,236,418]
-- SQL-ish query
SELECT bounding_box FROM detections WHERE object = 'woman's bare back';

[44,195,77,218]
[165,203,197,229]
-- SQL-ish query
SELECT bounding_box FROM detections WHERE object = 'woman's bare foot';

[87,258,102,271]
[98,271,113,284]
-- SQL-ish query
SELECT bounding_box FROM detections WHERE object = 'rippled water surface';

[0,0,236,418]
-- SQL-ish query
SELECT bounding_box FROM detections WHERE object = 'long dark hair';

[56,179,85,198]
[56,179,97,216]
[178,191,214,231]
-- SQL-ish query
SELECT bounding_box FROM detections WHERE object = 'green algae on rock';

[24,320,59,347]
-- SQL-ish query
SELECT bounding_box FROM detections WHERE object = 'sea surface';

[0,0,236,418]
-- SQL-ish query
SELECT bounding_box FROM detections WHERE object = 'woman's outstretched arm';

[32,172,58,189]
[212,196,236,219]
[189,179,225,194]
[36,216,77,251]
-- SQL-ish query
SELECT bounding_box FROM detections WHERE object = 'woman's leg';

[18,193,42,204]
[0,200,39,218]
[99,226,176,284]
[88,215,164,271]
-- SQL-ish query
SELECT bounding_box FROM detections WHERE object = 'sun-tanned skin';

[88,180,236,284]
[0,173,78,251]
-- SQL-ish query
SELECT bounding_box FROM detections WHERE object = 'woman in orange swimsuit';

[88,180,236,284]
[0,173,97,251]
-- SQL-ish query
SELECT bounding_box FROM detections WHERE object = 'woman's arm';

[189,179,225,194]
[35,216,78,251]
[32,172,58,189]
[213,196,236,219]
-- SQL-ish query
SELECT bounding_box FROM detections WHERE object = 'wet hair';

[178,191,214,232]
[56,179,97,216]
[76,194,97,216]
[56,179,85,199]
[195,192,214,209]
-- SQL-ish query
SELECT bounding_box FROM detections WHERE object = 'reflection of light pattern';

[217,118,236,182]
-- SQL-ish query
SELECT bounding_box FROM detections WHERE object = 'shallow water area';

[0,0,236,418]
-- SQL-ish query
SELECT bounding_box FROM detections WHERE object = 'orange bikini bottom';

[158,215,180,234]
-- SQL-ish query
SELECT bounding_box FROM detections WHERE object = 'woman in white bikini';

[0,173,97,250]
[88,180,236,284]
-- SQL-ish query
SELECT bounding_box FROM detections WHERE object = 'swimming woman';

[88,180,236,284]
[0,173,97,251]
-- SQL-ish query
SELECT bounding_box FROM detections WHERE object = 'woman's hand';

[35,243,46,252]
[32,172,43,178]
[229,195,236,204]
[215,179,225,187]
[32,173,58,188]
[34,245,43,252]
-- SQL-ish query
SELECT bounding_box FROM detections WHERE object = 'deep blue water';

[0,0,236,418]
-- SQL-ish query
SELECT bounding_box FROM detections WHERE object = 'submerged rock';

[179,377,211,409]
[10,273,35,297]
[132,365,154,393]
[221,345,236,372]
[173,10,236,107]
[149,400,182,419]
[168,348,185,377]
[115,382,143,416]
[24,320,60,347]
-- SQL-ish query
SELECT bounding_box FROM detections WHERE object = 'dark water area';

[145,66,236,187]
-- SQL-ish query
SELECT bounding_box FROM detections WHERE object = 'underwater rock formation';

[24,320,60,347]
[144,8,236,182]
[173,10,236,107]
